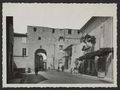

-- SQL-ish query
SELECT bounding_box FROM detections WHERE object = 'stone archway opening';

[34,49,47,72]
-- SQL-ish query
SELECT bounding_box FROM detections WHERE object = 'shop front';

[78,48,113,79]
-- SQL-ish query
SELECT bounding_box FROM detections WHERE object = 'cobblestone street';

[37,71,111,84]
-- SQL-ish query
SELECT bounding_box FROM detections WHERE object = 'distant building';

[63,45,73,71]
[27,26,82,71]
[6,16,16,82]
[13,33,28,72]
[71,43,85,70]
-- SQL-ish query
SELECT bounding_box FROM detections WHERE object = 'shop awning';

[78,48,113,60]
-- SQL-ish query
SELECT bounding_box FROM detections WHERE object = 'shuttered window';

[22,48,26,57]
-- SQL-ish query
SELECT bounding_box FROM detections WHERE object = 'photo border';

[0,0,119,89]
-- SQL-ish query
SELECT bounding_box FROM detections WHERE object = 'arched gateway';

[34,49,47,72]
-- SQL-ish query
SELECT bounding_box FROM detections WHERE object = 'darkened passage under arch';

[34,49,47,72]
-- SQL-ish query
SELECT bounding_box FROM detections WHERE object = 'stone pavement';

[8,72,47,84]
[8,71,113,84]
[38,71,112,84]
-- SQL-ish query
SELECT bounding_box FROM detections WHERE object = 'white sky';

[2,3,117,33]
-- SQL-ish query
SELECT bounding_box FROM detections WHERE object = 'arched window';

[59,45,63,50]
[58,36,64,41]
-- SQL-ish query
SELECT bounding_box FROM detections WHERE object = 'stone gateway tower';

[27,26,82,71]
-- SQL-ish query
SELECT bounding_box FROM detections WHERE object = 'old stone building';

[80,17,113,50]
[26,17,114,79]
[81,17,113,81]
[69,17,114,82]
[13,33,28,72]
[27,26,82,71]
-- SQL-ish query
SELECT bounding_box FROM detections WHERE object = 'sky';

[3,3,117,33]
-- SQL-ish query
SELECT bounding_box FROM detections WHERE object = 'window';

[52,29,55,33]
[59,36,64,41]
[77,30,80,34]
[22,48,26,57]
[33,27,37,32]
[59,45,63,50]
[40,45,42,49]
[38,37,41,40]
[68,29,71,34]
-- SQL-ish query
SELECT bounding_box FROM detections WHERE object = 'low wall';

[14,57,28,69]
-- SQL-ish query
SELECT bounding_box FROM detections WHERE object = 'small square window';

[59,45,63,50]
[52,29,55,33]
[38,37,41,40]
[33,27,37,32]
[77,30,80,34]
[68,29,71,34]
[40,45,42,49]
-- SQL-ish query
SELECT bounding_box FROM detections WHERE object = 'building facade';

[63,17,113,82]
[80,17,113,50]
[27,26,82,71]
[75,17,113,82]
[71,43,85,71]
[13,33,28,72]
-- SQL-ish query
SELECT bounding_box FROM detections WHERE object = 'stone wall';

[27,26,82,70]
[13,35,28,70]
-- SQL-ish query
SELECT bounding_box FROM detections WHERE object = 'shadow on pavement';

[8,73,47,84]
